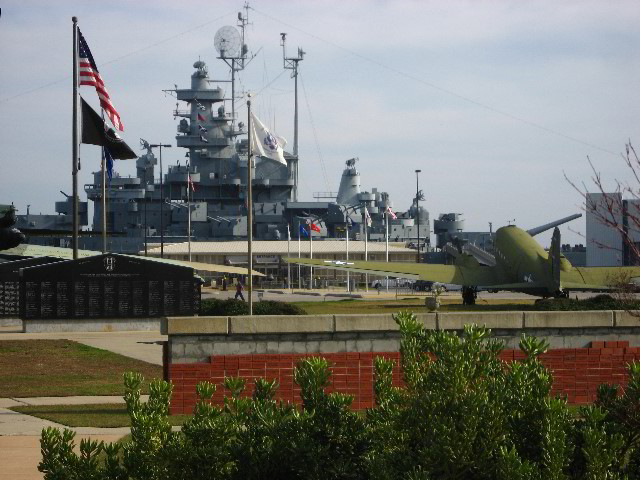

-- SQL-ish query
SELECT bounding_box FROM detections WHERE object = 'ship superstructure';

[15,10,430,255]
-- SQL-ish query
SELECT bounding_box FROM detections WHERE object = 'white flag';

[364,206,372,227]
[250,112,287,165]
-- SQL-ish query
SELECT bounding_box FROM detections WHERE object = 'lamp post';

[415,169,421,263]
[149,143,171,258]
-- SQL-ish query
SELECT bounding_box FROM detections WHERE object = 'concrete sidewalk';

[0,395,151,480]
[0,395,147,436]
[0,434,124,480]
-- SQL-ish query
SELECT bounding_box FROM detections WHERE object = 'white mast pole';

[298,226,301,289]
[346,217,349,292]
[72,16,79,260]
[287,224,291,291]
[309,220,313,289]
[187,162,192,262]
[386,209,389,292]
[365,211,368,292]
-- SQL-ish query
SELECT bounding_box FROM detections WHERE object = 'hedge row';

[200,298,306,316]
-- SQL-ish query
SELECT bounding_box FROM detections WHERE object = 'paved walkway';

[0,395,153,479]
[0,434,124,480]
[0,328,165,478]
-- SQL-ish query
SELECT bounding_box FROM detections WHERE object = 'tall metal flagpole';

[144,167,148,256]
[187,162,192,262]
[309,220,313,290]
[385,209,389,292]
[72,16,79,260]
[346,218,349,292]
[287,224,291,291]
[101,112,107,253]
[415,169,421,263]
[247,100,253,316]
[150,143,171,257]
[298,227,301,289]
[364,209,368,292]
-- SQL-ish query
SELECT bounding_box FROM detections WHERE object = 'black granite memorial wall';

[0,257,60,317]
[19,254,199,319]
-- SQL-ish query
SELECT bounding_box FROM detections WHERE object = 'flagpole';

[298,226,301,290]
[247,100,253,316]
[287,224,291,292]
[187,162,192,262]
[101,147,106,253]
[72,16,79,260]
[385,209,389,292]
[365,213,368,292]
[346,217,349,292]
[101,110,107,253]
[309,221,313,290]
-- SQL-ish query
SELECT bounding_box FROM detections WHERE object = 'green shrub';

[38,311,640,480]
[533,294,640,311]
[199,298,305,316]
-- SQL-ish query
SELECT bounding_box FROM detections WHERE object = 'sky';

[1,0,639,247]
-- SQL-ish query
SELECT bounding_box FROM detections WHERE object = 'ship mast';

[280,33,304,201]
[215,3,251,130]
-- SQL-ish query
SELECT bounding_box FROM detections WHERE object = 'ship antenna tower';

[214,2,253,129]
[280,33,305,158]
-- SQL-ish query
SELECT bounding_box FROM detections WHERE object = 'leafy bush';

[199,298,306,316]
[39,311,640,480]
[533,294,640,311]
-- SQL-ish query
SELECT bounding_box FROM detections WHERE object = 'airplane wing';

[0,244,265,276]
[285,257,504,286]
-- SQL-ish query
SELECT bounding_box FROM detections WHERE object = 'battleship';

[14,7,430,254]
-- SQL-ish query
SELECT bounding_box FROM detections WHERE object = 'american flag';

[188,172,196,192]
[78,29,124,131]
[386,206,397,220]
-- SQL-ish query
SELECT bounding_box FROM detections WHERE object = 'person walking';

[235,281,245,301]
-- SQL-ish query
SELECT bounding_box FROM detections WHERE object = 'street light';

[149,143,171,258]
[415,169,422,263]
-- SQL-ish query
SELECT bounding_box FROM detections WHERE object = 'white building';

[586,193,640,266]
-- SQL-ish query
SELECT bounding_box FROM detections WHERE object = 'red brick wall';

[168,341,640,415]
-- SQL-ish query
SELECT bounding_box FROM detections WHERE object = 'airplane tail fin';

[547,227,561,292]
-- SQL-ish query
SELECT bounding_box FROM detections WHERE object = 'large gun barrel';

[526,213,582,237]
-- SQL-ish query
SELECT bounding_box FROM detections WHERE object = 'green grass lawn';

[10,403,189,428]
[0,340,163,397]
[294,297,537,315]
[294,294,636,315]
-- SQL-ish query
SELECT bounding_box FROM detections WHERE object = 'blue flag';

[104,147,114,183]
[299,224,308,237]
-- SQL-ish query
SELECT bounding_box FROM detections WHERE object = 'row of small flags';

[300,219,321,237]
[298,206,396,237]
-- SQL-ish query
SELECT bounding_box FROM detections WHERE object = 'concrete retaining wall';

[164,311,640,363]
[23,317,162,333]
[164,310,640,413]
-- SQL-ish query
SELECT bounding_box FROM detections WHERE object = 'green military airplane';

[286,219,640,304]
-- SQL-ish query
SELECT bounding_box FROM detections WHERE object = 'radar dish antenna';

[214,26,241,58]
